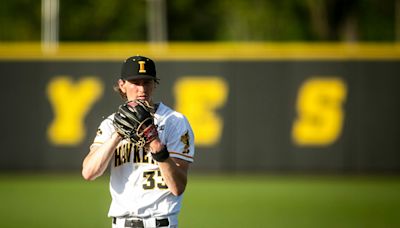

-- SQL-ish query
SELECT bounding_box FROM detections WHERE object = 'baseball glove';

[113,100,158,147]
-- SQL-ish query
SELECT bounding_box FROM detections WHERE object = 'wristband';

[151,146,170,162]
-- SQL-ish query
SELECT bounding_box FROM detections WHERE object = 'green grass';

[0,173,399,228]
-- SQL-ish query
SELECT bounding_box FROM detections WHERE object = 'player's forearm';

[149,139,189,196]
[82,132,122,181]
[158,158,188,196]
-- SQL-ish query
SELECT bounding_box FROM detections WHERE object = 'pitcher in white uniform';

[82,55,195,228]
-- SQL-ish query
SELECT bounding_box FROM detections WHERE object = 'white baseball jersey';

[90,102,195,219]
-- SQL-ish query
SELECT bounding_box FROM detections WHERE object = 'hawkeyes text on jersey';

[114,142,157,167]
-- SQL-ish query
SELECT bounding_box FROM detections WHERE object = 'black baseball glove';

[113,100,158,147]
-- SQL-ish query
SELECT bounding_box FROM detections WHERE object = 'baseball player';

[82,55,195,228]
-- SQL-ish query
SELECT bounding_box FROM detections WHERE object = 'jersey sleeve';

[164,114,195,163]
[90,115,115,149]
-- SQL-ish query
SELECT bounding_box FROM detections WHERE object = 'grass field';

[0,173,399,228]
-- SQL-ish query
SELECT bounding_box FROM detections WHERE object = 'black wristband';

[151,146,170,162]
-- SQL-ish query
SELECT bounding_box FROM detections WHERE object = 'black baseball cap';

[120,55,158,81]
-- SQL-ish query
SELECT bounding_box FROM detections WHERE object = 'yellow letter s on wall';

[292,77,347,146]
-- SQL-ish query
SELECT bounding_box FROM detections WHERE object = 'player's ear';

[118,79,127,93]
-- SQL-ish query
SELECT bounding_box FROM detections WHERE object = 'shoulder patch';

[96,128,103,136]
[180,130,190,154]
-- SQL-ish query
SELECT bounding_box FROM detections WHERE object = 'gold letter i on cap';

[138,61,146,73]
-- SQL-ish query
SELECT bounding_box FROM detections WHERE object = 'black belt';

[112,217,169,228]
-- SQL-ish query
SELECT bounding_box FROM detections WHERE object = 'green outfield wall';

[1,43,399,172]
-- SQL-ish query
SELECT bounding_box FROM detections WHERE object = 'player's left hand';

[113,100,158,147]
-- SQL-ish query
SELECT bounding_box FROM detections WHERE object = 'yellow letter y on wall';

[47,76,103,146]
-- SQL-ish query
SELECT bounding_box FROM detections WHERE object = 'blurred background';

[1,0,398,42]
[0,0,400,227]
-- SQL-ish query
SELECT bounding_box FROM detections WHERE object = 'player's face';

[119,79,155,102]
